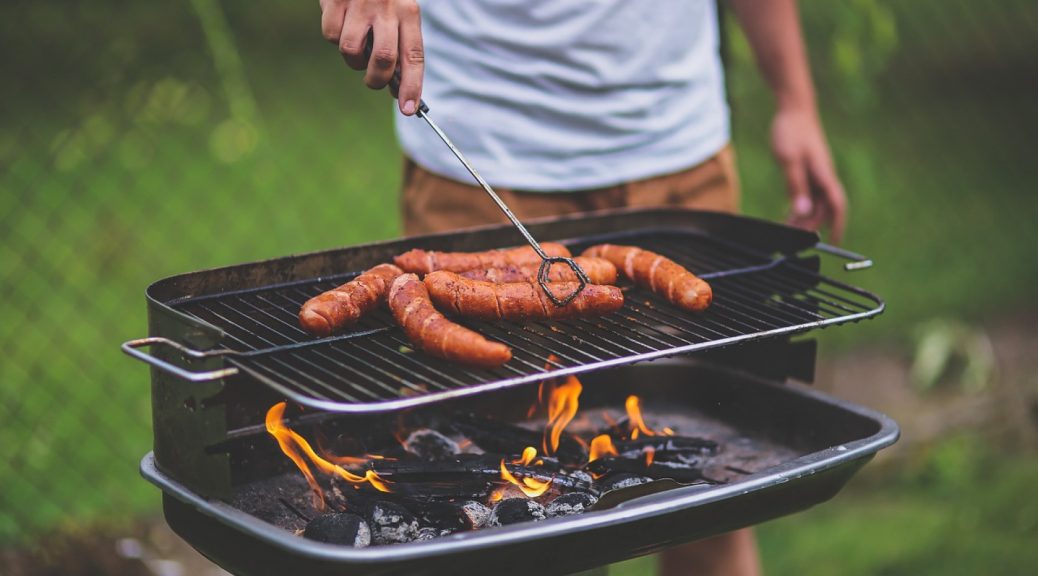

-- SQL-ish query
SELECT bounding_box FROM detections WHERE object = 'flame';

[625,395,656,438]
[498,447,553,498]
[528,355,562,418]
[542,375,582,455]
[266,402,325,510]
[644,447,656,467]
[662,427,675,436]
[265,402,392,510]
[588,434,619,463]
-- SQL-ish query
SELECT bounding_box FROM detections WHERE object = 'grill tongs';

[376,46,590,306]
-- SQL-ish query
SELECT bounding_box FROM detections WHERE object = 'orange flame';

[265,402,392,510]
[542,375,582,455]
[644,447,656,467]
[625,395,656,438]
[498,447,553,498]
[588,434,619,463]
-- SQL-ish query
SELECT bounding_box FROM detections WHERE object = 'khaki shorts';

[401,145,741,235]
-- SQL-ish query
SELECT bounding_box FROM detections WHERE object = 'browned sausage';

[458,257,618,285]
[388,274,512,368]
[299,263,403,336]
[423,271,624,321]
[581,244,712,312]
[393,243,572,275]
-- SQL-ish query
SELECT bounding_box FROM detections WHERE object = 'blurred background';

[2,0,1036,574]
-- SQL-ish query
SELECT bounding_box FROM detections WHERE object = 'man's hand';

[772,107,847,243]
[320,0,424,116]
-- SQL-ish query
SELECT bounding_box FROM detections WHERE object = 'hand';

[320,0,425,116]
[771,107,847,243]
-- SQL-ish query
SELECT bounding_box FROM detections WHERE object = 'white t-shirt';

[395,0,730,192]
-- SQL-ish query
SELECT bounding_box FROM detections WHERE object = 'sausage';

[299,263,403,336]
[423,271,624,321]
[581,244,712,312]
[393,243,572,275]
[458,257,618,285]
[388,274,512,368]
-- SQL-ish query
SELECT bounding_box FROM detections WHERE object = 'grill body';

[129,208,897,574]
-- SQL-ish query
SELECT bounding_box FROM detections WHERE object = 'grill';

[126,210,882,413]
[125,208,898,576]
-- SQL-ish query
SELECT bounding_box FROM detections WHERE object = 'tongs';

[369,42,590,306]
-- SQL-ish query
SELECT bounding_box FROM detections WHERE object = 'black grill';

[164,229,882,413]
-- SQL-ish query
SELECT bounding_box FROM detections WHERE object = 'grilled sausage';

[299,263,403,336]
[581,244,712,312]
[423,271,624,321]
[459,257,618,285]
[389,274,512,368]
[394,243,572,275]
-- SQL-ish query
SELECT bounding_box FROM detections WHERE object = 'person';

[319,1,846,574]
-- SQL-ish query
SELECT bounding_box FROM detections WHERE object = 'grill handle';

[121,337,239,382]
[814,242,873,271]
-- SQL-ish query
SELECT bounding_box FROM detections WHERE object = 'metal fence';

[1,0,1035,570]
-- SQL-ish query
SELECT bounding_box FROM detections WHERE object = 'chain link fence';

[2,0,1036,571]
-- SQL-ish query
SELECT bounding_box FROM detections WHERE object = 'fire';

[542,375,582,455]
[588,434,618,463]
[625,395,656,439]
[498,447,553,498]
[265,402,391,511]
[644,447,656,467]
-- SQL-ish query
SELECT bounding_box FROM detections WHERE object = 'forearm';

[728,0,816,113]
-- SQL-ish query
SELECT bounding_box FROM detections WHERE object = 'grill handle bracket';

[814,242,873,271]
[122,337,239,382]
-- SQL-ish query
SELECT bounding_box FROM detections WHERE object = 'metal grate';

[169,230,883,412]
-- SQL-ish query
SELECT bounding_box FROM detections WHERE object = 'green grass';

[2,0,1036,562]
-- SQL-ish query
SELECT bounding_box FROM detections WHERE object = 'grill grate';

[169,230,882,412]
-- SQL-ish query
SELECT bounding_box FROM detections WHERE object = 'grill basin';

[142,359,899,576]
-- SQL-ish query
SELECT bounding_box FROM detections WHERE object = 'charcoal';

[613,436,718,457]
[403,429,460,461]
[566,470,594,485]
[368,501,420,545]
[303,513,371,547]
[452,413,587,465]
[595,472,653,493]
[490,498,546,526]
[545,492,598,517]
[369,455,592,493]
[459,500,493,529]
[587,457,709,483]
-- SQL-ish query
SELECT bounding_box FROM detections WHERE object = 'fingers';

[320,0,348,44]
[339,5,371,70]
[363,18,399,90]
[783,158,814,231]
[396,2,424,115]
[808,156,848,244]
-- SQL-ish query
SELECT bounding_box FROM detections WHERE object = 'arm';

[319,0,425,116]
[728,0,847,242]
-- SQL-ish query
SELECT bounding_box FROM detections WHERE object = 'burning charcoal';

[459,500,492,530]
[613,436,718,458]
[452,413,587,465]
[368,501,420,545]
[595,472,653,493]
[546,493,598,518]
[415,527,440,541]
[587,457,710,484]
[369,455,591,493]
[403,429,460,461]
[303,513,371,547]
[490,498,546,526]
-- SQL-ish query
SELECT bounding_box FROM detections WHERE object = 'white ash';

[546,493,598,517]
[415,527,440,541]
[369,502,419,545]
[598,473,653,493]
[566,470,594,484]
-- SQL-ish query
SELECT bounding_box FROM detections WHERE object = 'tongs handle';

[363,34,590,306]
[121,337,239,382]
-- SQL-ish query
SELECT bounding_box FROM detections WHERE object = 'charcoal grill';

[125,208,898,575]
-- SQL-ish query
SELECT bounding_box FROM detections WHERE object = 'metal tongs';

[370,42,590,306]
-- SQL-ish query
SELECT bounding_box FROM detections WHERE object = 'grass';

[2,1,1036,568]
